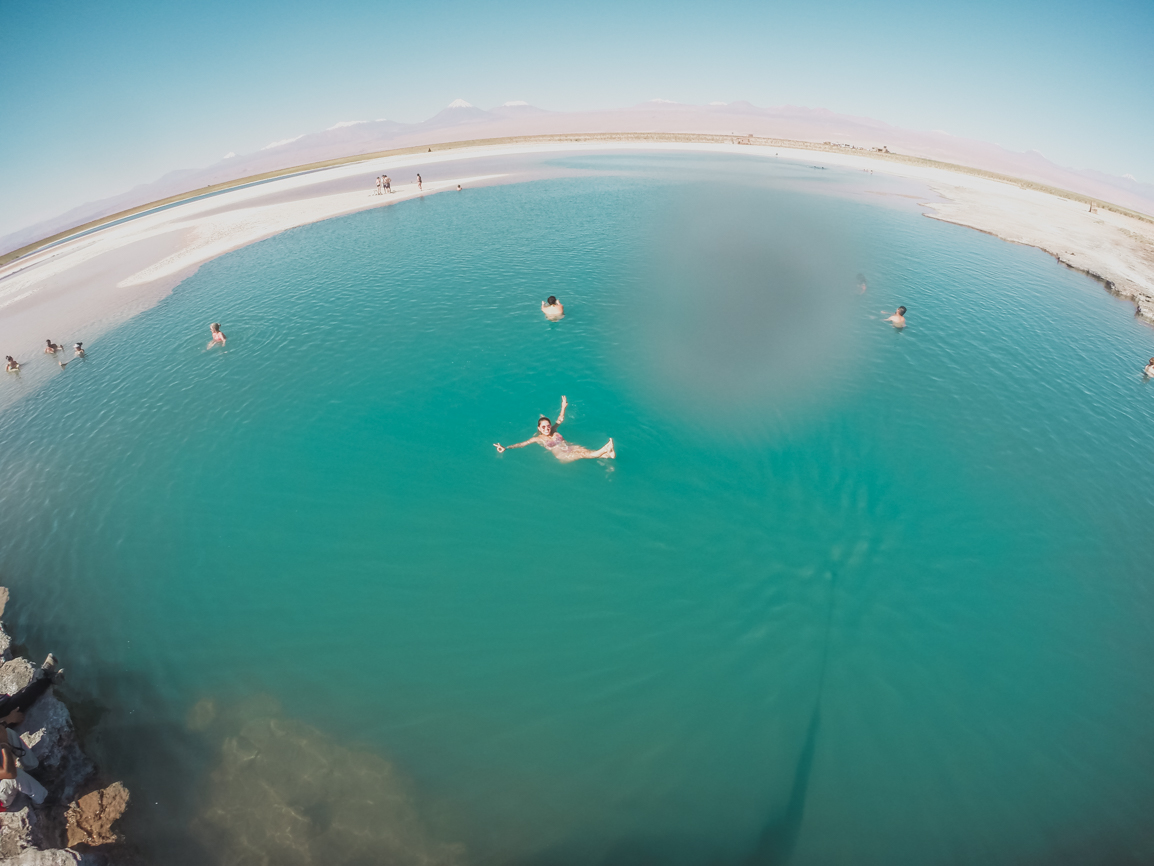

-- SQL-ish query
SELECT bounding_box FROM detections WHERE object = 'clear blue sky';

[2,0,1151,239]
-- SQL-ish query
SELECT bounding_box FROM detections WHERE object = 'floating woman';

[494,396,615,462]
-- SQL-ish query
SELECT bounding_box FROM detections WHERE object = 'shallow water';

[2,153,1154,865]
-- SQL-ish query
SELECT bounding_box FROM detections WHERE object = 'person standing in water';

[541,296,564,321]
[208,323,226,348]
[494,396,615,462]
[1144,358,1154,378]
[882,306,907,328]
[73,342,85,358]
[4,356,19,373]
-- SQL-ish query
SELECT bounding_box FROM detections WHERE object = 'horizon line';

[2,131,1150,270]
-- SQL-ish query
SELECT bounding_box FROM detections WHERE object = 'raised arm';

[556,396,568,426]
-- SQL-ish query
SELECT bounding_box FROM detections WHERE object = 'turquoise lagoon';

[1,153,1153,864]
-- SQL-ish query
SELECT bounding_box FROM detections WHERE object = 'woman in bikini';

[494,396,615,462]
[208,323,226,348]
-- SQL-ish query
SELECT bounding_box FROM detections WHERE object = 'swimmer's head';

[5,356,13,362]
[210,323,220,331]
[897,306,907,315]
[538,416,553,434]
[546,296,557,306]
[74,343,82,348]
[45,339,52,345]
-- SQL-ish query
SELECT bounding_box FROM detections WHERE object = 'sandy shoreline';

[1,137,1152,409]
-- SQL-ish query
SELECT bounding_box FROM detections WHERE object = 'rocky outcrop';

[64,785,129,849]
[0,588,127,864]
[1,849,91,866]
[0,660,94,805]
[0,588,10,663]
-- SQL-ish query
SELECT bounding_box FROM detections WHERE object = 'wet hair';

[897,306,907,315]
[45,339,52,345]
[74,342,82,348]
[210,323,221,331]
[546,296,557,305]
[538,415,553,433]
[5,356,13,362]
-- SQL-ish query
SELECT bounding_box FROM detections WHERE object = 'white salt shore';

[1,139,1152,407]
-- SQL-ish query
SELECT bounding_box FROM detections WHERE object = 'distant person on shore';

[73,343,85,358]
[0,654,63,810]
[416,174,422,191]
[376,177,383,196]
[494,396,615,462]
[1144,358,1154,378]
[5,356,18,373]
[44,340,60,355]
[882,306,907,329]
[208,323,226,348]
[384,175,392,193]
[542,296,565,321]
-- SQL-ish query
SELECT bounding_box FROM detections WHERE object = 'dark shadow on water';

[746,569,836,866]
[745,705,821,866]
[506,571,838,866]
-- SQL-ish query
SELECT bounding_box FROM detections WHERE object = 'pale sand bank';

[1,138,1152,409]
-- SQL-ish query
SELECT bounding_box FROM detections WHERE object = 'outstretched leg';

[555,439,615,462]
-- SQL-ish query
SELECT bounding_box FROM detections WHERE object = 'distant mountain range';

[5,99,1152,256]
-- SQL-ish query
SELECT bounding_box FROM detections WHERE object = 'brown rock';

[64,781,130,847]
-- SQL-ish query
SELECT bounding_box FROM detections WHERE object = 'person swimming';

[882,306,907,328]
[208,323,226,348]
[494,396,615,463]
[542,296,564,321]
[44,340,60,354]
[4,356,18,373]
[1144,358,1154,378]
[73,342,85,357]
